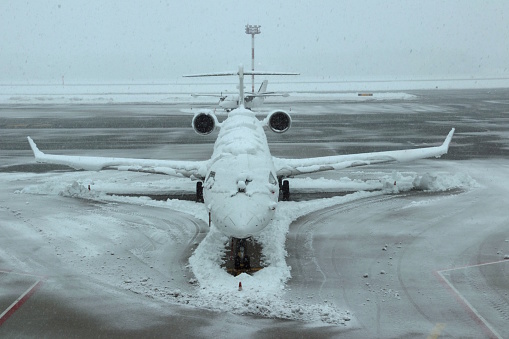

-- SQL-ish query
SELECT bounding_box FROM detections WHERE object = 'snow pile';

[19,170,477,199]
[290,176,382,193]
[379,171,478,193]
[411,172,479,191]
[20,175,101,198]
[59,181,100,198]
[289,171,477,194]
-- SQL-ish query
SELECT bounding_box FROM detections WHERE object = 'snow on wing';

[273,128,455,177]
[27,137,208,179]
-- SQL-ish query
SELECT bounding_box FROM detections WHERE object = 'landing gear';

[234,239,251,271]
[223,237,262,276]
[196,181,204,203]
[281,180,290,201]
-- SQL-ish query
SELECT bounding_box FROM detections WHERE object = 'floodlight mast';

[245,24,261,93]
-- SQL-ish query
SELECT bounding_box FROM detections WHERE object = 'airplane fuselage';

[203,107,278,238]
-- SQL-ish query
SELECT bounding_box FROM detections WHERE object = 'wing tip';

[27,136,43,157]
[441,128,455,153]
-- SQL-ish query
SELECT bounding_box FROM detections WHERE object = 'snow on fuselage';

[203,107,278,239]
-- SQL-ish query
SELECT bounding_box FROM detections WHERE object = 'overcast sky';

[2,0,508,83]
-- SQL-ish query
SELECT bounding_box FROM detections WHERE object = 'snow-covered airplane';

[27,65,455,241]
[192,80,289,112]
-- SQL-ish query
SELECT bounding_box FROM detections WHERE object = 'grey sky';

[1,0,508,83]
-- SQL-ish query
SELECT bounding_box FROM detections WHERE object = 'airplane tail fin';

[258,80,268,93]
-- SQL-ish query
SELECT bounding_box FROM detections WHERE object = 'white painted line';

[437,259,508,273]
[0,280,41,320]
[0,270,46,326]
[435,260,508,339]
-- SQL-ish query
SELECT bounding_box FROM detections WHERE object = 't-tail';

[183,65,298,107]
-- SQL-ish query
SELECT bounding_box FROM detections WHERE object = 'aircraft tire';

[282,180,290,201]
[243,256,251,270]
[196,181,204,203]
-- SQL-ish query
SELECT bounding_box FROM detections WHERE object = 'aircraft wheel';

[243,256,251,270]
[196,181,204,203]
[282,180,290,201]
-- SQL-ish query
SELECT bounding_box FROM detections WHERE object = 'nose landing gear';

[223,237,263,276]
[234,239,251,271]
[279,178,290,201]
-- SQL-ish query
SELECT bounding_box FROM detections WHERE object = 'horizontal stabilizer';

[244,71,299,76]
[184,72,238,77]
[248,92,290,98]
[184,71,299,78]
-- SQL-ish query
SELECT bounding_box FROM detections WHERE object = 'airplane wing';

[273,128,455,177]
[27,137,208,179]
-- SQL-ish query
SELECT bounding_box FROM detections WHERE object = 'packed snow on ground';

[0,162,477,326]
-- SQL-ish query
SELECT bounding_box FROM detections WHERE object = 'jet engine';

[266,110,292,133]
[192,111,217,135]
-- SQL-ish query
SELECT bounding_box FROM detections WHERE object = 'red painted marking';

[434,261,507,339]
[434,272,496,338]
[0,271,45,327]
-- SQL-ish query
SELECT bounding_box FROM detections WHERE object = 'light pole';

[245,24,261,93]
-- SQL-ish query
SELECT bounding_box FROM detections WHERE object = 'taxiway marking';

[434,259,508,339]
[427,323,445,339]
[0,270,45,327]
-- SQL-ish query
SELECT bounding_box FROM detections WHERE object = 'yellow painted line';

[427,323,446,339]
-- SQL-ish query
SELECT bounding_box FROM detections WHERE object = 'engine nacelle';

[192,111,217,135]
[266,110,292,133]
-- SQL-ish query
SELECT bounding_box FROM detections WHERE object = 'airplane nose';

[226,210,257,233]
[212,194,274,238]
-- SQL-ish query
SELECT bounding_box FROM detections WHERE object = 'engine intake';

[267,110,291,133]
[192,111,217,135]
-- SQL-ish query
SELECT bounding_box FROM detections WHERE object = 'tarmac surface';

[1,88,509,338]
